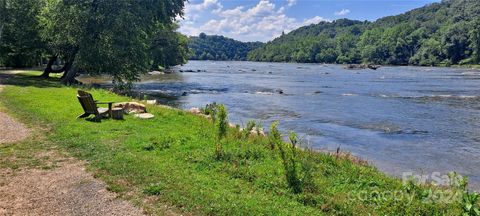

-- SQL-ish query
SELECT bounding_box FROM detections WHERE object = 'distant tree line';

[248,0,480,66]
[0,0,188,85]
[188,33,263,61]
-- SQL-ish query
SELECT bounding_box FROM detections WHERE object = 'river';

[79,61,480,190]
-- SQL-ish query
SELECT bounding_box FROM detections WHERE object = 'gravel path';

[0,112,30,144]
[0,85,29,144]
[0,85,30,144]
[0,158,145,216]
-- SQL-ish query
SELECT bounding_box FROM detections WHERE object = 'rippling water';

[79,61,480,190]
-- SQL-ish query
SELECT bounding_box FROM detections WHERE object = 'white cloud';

[189,0,222,12]
[181,0,223,21]
[179,0,330,42]
[302,16,329,26]
[334,9,350,16]
[287,0,297,7]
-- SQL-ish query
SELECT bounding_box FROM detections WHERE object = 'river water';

[79,61,480,190]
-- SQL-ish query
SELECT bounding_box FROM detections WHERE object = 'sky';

[178,0,440,42]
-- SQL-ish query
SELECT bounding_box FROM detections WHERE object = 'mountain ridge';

[188,33,263,61]
[246,0,480,66]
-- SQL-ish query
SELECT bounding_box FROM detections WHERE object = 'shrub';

[268,121,280,150]
[216,104,228,140]
[462,192,480,216]
[246,120,256,131]
[256,122,263,135]
[269,124,317,194]
[112,80,133,94]
[215,104,228,160]
[201,102,219,122]
[286,131,302,194]
[449,173,480,216]
[244,120,256,138]
[270,122,302,193]
[299,140,318,193]
[233,124,242,138]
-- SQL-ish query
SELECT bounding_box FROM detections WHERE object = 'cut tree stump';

[111,108,124,120]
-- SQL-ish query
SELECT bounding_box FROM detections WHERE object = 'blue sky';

[178,0,439,42]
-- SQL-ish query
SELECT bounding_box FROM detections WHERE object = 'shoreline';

[54,66,480,192]
[14,64,480,191]
[182,60,480,70]
[0,69,477,214]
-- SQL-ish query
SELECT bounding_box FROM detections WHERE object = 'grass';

[0,70,472,215]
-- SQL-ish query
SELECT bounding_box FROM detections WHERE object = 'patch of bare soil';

[0,157,145,216]
[0,111,30,144]
[0,84,30,144]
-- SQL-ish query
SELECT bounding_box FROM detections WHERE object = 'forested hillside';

[248,0,480,66]
[189,33,263,61]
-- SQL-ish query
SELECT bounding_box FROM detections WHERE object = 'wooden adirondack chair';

[77,90,113,122]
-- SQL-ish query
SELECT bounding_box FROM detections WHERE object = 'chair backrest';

[77,90,99,115]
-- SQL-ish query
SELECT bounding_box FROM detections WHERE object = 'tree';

[335,33,361,63]
[0,0,5,42]
[247,0,480,66]
[150,24,189,69]
[441,23,469,64]
[469,18,480,63]
[39,0,186,85]
[361,45,388,64]
[188,34,263,61]
[358,28,384,63]
[410,38,443,66]
[294,50,309,62]
[315,48,337,63]
[0,0,44,67]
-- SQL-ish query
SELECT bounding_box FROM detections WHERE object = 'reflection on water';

[79,61,480,190]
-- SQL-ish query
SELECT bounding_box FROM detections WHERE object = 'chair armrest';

[96,102,114,116]
[95,101,114,104]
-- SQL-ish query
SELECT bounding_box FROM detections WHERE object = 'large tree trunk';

[59,47,79,84]
[40,56,68,78]
[60,64,78,85]
[59,61,73,79]
[40,56,57,78]
[60,57,78,85]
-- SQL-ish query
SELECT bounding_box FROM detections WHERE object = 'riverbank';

[452,64,480,69]
[0,70,475,215]
[182,60,480,70]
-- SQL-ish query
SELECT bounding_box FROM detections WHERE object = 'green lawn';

[0,71,472,215]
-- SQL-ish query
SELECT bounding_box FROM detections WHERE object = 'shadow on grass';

[0,71,67,89]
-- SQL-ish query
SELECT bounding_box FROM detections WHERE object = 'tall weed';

[270,122,302,193]
[215,104,228,160]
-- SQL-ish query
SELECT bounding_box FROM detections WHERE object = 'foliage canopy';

[248,0,480,66]
[189,34,263,61]
[0,0,188,84]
